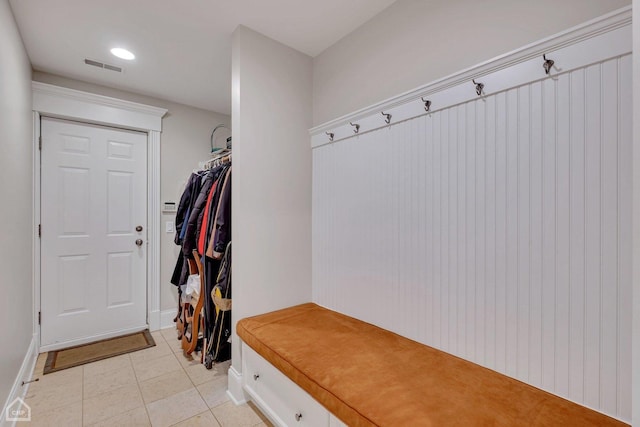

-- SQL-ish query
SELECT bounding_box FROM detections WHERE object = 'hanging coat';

[206,241,232,364]
[182,168,220,257]
[171,172,205,286]
[206,167,231,259]
[211,168,231,259]
[174,173,201,245]
[198,179,218,255]
[202,166,228,258]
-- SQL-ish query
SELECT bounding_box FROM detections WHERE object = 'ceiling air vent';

[84,58,123,73]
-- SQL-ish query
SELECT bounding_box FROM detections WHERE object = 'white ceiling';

[9,0,397,115]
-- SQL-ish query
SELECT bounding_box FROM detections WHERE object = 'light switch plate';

[165,221,174,233]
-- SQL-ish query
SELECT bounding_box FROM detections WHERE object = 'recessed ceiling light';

[110,48,135,60]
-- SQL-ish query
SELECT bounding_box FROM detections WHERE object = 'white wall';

[32,72,230,314]
[0,0,33,415]
[312,0,631,126]
[230,26,312,372]
[632,0,640,425]
[313,52,633,422]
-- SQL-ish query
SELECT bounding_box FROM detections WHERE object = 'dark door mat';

[43,330,155,374]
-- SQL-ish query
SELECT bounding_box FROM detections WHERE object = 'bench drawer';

[243,343,330,427]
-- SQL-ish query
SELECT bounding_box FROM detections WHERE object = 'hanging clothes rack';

[203,149,231,170]
[172,147,233,368]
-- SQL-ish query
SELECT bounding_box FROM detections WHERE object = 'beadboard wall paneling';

[312,54,632,422]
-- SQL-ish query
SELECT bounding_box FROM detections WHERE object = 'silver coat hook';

[325,132,334,142]
[381,111,392,124]
[543,54,555,75]
[421,97,432,112]
[349,122,360,134]
[472,79,484,96]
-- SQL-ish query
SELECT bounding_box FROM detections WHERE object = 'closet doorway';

[40,117,148,350]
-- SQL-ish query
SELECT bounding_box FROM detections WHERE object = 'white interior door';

[40,117,148,350]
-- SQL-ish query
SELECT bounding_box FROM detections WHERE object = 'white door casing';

[32,82,167,352]
[41,117,147,349]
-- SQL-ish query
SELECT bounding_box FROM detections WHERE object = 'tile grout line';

[31,331,255,427]
[148,331,210,426]
[83,354,138,427]
[81,365,84,426]
[131,351,154,427]
[150,331,195,425]
[28,354,85,426]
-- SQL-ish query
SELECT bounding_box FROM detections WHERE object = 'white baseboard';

[1,334,38,427]
[148,309,161,331]
[160,309,177,330]
[227,365,248,405]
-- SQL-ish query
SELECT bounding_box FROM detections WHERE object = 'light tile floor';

[24,328,273,427]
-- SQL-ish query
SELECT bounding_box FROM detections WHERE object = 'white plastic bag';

[180,284,189,304]
[185,274,200,297]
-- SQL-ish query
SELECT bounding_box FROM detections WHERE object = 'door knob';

[136,225,143,232]
[135,239,143,247]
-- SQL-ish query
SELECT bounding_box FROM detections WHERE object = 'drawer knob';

[295,412,303,422]
[253,373,260,381]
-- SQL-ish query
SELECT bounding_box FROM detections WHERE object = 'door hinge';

[38,224,41,238]
[38,311,41,325]
[38,136,42,151]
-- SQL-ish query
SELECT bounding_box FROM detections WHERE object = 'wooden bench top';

[237,303,628,427]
